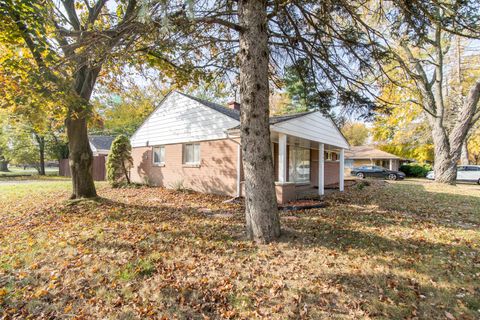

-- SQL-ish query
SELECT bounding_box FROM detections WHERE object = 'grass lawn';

[0,179,479,319]
[0,166,59,177]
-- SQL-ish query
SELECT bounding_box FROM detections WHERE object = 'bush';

[106,135,133,187]
[399,163,432,177]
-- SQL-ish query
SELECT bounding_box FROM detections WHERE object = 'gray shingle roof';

[178,92,316,128]
[88,135,115,150]
[269,111,315,124]
[178,92,240,120]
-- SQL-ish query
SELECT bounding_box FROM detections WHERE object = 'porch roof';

[227,110,349,150]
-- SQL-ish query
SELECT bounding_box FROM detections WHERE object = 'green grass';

[0,166,59,177]
[0,180,71,200]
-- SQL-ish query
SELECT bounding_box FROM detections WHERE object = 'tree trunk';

[238,0,280,243]
[39,137,45,175]
[122,161,131,184]
[460,140,469,165]
[34,134,46,175]
[0,160,8,172]
[67,66,100,199]
[67,116,96,199]
[431,122,457,184]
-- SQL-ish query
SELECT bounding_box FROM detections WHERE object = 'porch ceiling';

[270,130,342,151]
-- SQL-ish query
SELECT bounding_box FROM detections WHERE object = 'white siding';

[130,92,239,147]
[271,111,349,149]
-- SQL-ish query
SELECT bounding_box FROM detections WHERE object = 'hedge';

[399,163,432,177]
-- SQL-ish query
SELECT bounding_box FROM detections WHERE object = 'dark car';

[350,165,406,180]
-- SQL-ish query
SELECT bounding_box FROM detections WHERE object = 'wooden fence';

[59,155,107,181]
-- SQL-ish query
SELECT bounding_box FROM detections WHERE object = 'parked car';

[350,165,406,180]
[426,165,480,184]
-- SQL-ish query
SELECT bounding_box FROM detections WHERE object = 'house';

[59,135,115,181]
[129,91,349,204]
[344,145,403,173]
[88,135,115,156]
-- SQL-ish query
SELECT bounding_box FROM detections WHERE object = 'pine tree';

[106,135,133,187]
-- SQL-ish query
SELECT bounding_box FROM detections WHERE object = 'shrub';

[106,135,133,187]
[399,163,432,177]
[355,180,370,190]
[169,179,186,192]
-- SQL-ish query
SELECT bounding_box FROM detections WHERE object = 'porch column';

[278,133,287,183]
[389,159,393,170]
[318,143,324,195]
[339,148,345,192]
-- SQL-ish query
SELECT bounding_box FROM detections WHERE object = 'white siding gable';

[271,111,349,149]
[131,92,239,147]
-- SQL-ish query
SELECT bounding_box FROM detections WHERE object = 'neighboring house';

[59,135,115,181]
[344,145,403,173]
[130,91,349,204]
[88,135,115,156]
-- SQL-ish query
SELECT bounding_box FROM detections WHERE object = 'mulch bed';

[279,199,327,211]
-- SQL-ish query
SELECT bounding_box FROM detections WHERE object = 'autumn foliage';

[0,179,479,318]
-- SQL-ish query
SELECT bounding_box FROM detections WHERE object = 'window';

[345,159,354,168]
[324,151,338,161]
[466,166,480,171]
[289,146,310,183]
[153,146,165,165]
[183,143,200,165]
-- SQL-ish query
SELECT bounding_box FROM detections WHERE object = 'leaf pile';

[0,179,479,319]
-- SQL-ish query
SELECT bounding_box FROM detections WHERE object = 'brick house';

[130,91,349,204]
[344,145,403,175]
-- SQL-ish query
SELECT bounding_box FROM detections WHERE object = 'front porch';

[230,110,350,204]
[272,131,346,204]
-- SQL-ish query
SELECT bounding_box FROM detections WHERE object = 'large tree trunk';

[428,80,480,184]
[67,66,100,199]
[238,0,280,243]
[431,123,458,184]
[67,117,96,199]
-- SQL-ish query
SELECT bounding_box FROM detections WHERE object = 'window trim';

[183,143,201,166]
[152,145,165,166]
[324,150,339,162]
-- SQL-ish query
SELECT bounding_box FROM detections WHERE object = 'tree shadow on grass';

[298,270,479,319]
[278,219,476,257]
[328,181,480,231]
[3,183,479,319]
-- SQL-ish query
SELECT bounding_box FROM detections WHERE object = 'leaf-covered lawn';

[0,179,479,319]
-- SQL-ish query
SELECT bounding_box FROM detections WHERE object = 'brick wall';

[324,161,340,186]
[311,149,340,187]
[131,139,239,197]
[131,138,342,199]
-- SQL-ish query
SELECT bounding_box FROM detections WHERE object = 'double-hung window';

[183,143,200,165]
[153,146,165,165]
